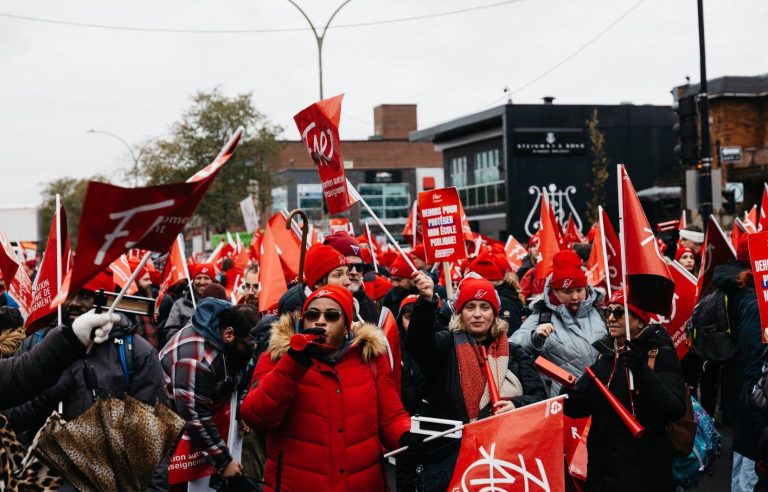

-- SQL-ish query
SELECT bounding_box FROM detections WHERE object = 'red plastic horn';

[290,334,310,351]
[585,367,645,438]
[534,356,577,388]
[479,345,502,413]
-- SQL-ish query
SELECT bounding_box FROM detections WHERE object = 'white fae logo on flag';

[301,122,334,165]
[456,443,552,492]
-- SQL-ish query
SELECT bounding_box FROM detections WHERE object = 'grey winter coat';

[162,291,196,342]
[510,279,607,396]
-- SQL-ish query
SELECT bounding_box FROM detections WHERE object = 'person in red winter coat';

[241,285,412,491]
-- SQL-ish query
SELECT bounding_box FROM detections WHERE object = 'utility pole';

[697,0,713,219]
[286,0,352,100]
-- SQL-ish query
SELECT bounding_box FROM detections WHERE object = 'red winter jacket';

[241,314,411,492]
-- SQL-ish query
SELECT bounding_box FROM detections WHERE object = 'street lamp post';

[86,129,141,186]
[286,0,353,99]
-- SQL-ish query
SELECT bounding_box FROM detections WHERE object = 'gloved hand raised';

[71,309,120,346]
[619,341,648,372]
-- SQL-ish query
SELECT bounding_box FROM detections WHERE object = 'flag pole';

[443,262,454,299]
[178,235,197,310]
[617,164,634,390]
[365,223,379,273]
[598,206,611,299]
[347,181,417,272]
[55,194,63,326]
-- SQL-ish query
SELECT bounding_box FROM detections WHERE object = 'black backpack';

[687,289,738,362]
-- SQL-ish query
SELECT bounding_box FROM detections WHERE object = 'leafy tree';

[138,88,283,232]
[586,109,609,225]
[40,176,107,249]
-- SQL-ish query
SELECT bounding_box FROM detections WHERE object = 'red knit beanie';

[83,269,115,293]
[399,294,419,312]
[466,256,503,281]
[675,246,694,262]
[190,263,215,279]
[389,254,415,278]
[323,231,362,258]
[550,250,587,289]
[303,284,354,331]
[455,278,500,313]
[304,243,349,288]
[359,247,373,264]
[607,290,653,324]
[410,243,427,262]
[491,253,511,276]
[736,234,750,264]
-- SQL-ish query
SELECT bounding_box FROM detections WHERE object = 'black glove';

[619,341,648,372]
[399,431,428,453]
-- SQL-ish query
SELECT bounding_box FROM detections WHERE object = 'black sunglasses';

[304,309,342,323]
[603,307,625,320]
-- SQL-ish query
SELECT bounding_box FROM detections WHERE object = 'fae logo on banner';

[418,187,468,264]
[747,232,768,343]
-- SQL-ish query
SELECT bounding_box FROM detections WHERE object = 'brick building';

[675,74,768,209]
[271,104,443,236]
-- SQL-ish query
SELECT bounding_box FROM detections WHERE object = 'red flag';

[156,235,189,313]
[747,231,768,343]
[26,203,71,333]
[619,165,674,317]
[654,261,695,359]
[225,247,249,298]
[0,228,32,315]
[696,215,737,301]
[565,214,586,245]
[504,236,528,273]
[732,218,747,249]
[402,201,422,247]
[68,128,242,296]
[745,205,759,233]
[535,192,563,281]
[249,228,263,264]
[759,184,768,232]
[111,255,138,295]
[586,207,622,297]
[269,212,303,285]
[459,203,475,243]
[258,224,288,314]
[378,307,402,395]
[447,397,566,491]
[293,94,356,214]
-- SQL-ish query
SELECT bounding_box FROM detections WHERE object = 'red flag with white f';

[619,164,674,317]
[447,397,565,492]
[69,128,242,295]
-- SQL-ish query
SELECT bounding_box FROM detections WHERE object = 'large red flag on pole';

[26,198,71,333]
[535,190,563,281]
[586,206,622,298]
[155,234,192,313]
[269,212,303,285]
[293,94,357,214]
[257,224,288,314]
[618,164,674,317]
[656,261,696,359]
[68,128,243,296]
[447,397,566,491]
[696,215,737,301]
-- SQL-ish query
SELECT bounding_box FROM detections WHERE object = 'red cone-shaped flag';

[565,214,586,245]
[535,191,563,281]
[258,224,288,314]
[619,165,674,316]
[696,214,737,301]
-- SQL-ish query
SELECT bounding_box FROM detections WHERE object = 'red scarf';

[454,331,509,421]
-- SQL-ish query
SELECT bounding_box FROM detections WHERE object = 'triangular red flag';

[504,236,528,273]
[535,191,563,281]
[565,214,586,245]
[26,203,71,333]
[759,183,768,232]
[654,261,695,360]
[696,215,737,301]
[378,307,402,396]
[269,212,303,285]
[0,228,32,316]
[447,398,566,491]
[619,164,674,316]
[156,235,189,313]
[745,205,759,233]
[68,128,242,295]
[258,224,288,314]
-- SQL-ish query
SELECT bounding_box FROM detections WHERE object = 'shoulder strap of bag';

[116,335,135,389]
[647,348,660,370]
[537,302,553,325]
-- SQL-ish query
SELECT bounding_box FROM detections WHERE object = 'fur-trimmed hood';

[0,327,25,358]
[267,312,386,363]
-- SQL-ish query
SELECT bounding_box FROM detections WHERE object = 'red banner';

[293,94,356,214]
[696,215,737,301]
[504,236,528,273]
[0,227,32,315]
[418,187,468,264]
[748,232,768,343]
[26,204,71,333]
[654,261,696,359]
[258,222,288,314]
[447,397,565,492]
[535,192,563,281]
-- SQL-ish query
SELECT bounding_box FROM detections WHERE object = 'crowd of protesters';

[0,218,767,492]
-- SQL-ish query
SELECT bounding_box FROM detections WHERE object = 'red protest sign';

[293,94,356,214]
[418,187,467,264]
[748,232,768,343]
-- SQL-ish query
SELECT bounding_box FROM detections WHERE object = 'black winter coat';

[496,283,524,335]
[564,325,686,492]
[0,325,85,410]
[353,287,379,324]
[406,296,547,463]
[382,285,418,319]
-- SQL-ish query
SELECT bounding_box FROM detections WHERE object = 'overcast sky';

[1,0,765,206]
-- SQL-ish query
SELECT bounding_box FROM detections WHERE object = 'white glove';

[71,310,121,346]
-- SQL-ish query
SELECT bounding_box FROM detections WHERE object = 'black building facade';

[411,102,677,241]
